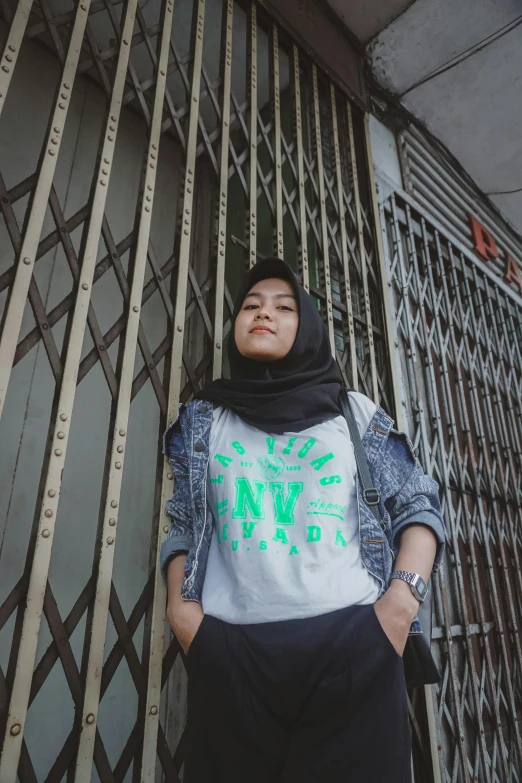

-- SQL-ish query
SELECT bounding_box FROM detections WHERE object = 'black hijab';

[197,257,345,433]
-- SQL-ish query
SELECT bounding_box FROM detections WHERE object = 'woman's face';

[234,277,298,362]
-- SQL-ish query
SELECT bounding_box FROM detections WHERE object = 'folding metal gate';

[382,187,522,782]
[0,0,396,779]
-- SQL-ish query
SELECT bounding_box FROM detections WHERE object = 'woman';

[161,257,445,782]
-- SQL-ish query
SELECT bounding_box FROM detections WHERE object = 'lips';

[251,327,274,334]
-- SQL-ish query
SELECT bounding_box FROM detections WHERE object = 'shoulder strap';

[339,388,383,526]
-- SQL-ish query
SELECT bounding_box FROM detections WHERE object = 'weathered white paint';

[368,0,522,233]
[368,114,403,203]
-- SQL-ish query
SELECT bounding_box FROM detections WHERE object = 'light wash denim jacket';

[160,394,445,635]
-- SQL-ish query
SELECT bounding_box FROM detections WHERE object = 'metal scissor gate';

[0,0,396,779]
[382,189,522,782]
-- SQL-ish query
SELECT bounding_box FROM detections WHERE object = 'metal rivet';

[2,66,10,73]
[216,342,221,349]
[111,115,116,122]
[51,137,58,145]
[57,431,64,439]
[80,3,86,9]
[48,489,56,497]
[163,526,169,533]
[23,257,31,265]
[10,724,21,736]
[54,449,62,456]
[119,429,126,436]
[115,461,121,469]
[109,125,115,132]
[49,149,56,156]
[133,305,139,312]
[123,39,128,45]
[111,500,118,508]
[167,472,173,480]
[149,706,158,715]
[61,93,68,100]
[145,206,150,212]
[8,45,15,52]
[59,102,65,109]
[117,445,123,453]
[107,537,114,545]
[102,168,108,175]
[86,714,95,724]
[82,283,88,290]
[45,509,53,518]
[100,180,106,186]
[42,323,49,329]
[104,157,110,164]
[177,325,182,332]
[109,518,116,526]
[42,529,50,538]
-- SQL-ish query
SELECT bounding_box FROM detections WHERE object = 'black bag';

[339,389,441,688]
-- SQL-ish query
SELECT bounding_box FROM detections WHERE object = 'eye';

[244,304,258,310]
[278,305,293,311]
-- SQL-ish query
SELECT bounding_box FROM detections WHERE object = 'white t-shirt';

[201,393,380,623]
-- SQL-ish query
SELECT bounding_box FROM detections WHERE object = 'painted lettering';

[272,528,289,544]
[310,452,334,471]
[283,437,297,454]
[241,521,257,538]
[269,481,304,525]
[307,525,322,542]
[298,438,316,458]
[468,213,522,295]
[320,475,342,485]
[231,478,267,519]
[335,530,347,547]
[504,253,522,294]
[468,214,498,261]
[214,453,233,468]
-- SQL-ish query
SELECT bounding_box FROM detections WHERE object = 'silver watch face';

[411,574,428,601]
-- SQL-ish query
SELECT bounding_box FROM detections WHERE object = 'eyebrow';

[244,292,296,300]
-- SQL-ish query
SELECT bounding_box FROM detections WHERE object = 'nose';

[255,306,272,320]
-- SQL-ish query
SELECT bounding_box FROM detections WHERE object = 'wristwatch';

[391,570,429,604]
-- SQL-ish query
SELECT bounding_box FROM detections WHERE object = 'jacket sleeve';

[160,416,194,582]
[383,428,445,573]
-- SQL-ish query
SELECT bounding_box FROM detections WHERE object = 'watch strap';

[391,569,416,584]
[391,570,428,603]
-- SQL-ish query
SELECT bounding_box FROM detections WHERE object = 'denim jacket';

[160,393,445,635]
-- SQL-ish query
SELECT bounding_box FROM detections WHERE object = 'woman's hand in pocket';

[373,580,419,656]
[166,600,205,655]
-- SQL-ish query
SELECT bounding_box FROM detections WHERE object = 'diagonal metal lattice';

[382,189,522,783]
[0,0,397,780]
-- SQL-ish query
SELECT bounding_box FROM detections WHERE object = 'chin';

[243,348,281,362]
